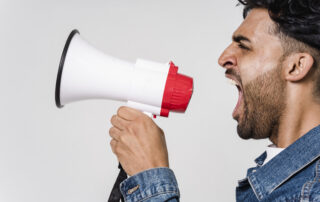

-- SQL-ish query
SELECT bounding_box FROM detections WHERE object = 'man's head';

[218,0,320,140]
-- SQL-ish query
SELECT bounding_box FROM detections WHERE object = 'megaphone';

[55,30,193,117]
[55,29,193,201]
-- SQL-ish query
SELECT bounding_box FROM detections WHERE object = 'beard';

[237,63,286,140]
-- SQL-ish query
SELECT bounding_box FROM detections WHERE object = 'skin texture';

[110,8,320,175]
[219,9,286,140]
[218,9,320,148]
[236,65,286,140]
[109,107,169,176]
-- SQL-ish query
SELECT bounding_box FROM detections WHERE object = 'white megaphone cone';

[55,29,193,117]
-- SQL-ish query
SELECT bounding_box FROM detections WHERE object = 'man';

[109,0,320,201]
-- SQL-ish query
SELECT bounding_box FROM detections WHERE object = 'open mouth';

[226,76,243,119]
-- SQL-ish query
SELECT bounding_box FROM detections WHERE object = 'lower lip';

[232,88,243,119]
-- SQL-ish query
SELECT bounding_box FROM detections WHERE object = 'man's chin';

[236,118,256,140]
[237,123,271,140]
[237,124,252,140]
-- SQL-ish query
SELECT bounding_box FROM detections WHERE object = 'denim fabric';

[120,167,179,202]
[120,125,320,201]
[237,125,320,201]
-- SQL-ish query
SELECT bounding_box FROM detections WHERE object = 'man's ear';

[283,53,314,82]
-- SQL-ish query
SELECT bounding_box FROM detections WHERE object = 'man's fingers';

[109,127,121,141]
[117,106,143,121]
[110,138,118,154]
[110,114,130,130]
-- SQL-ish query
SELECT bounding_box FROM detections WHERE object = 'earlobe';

[284,53,314,82]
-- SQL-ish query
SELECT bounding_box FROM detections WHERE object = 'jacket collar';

[247,125,320,200]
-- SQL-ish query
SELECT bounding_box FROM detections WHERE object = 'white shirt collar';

[262,144,285,166]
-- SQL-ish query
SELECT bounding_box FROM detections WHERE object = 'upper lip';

[225,74,242,91]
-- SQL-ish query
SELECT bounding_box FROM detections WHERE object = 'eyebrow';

[232,35,251,43]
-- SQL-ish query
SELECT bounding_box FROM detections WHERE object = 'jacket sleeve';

[120,167,180,202]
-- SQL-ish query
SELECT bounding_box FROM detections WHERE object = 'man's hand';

[109,106,169,176]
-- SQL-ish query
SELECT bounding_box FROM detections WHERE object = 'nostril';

[223,61,233,68]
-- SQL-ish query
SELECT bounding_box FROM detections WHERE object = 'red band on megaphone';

[160,62,193,117]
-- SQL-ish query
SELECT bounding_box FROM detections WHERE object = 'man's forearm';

[120,168,180,202]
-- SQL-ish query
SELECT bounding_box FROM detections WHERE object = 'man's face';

[218,9,286,140]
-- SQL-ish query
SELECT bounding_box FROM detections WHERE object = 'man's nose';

[218,46,237,69]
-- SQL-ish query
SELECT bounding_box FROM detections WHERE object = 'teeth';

[228,78,237,86]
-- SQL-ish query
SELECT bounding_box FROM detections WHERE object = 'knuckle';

[109,127,115,135]
[134,117,145,127]
[110,115,117,124]
[126,121,134,129]
[110,140,120,154]
[119,135,126,143]
[127,122,137,132]
[110,138,116,145]
[135,116,143,123]
[114,144,124,155]
[110,139,116,149]
[117,106,126,116]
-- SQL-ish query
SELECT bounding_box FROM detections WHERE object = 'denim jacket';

[120,125,320,202]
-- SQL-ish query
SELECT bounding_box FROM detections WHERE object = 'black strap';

[108,163,127,202]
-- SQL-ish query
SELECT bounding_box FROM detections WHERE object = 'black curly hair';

[238,0,320,98]
[238,0,320,50]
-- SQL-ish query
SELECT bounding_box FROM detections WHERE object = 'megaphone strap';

[108,163,127,202]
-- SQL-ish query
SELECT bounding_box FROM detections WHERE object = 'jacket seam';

[270,154,320,194]
[248,176,263,201]
[300,159,320,201]
[133,190,179,202]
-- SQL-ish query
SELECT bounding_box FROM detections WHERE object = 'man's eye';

[238,44,250,51]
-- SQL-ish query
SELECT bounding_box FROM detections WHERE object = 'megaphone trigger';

[144,112,153,118]
[127,100,160,118]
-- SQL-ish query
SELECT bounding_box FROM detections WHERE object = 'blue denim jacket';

[120,125,320,202]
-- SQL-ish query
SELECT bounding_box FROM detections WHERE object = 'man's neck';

[270,86,320,148]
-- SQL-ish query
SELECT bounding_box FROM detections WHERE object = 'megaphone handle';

[108,163,127,202]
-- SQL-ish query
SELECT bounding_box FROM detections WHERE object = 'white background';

[0,0,269,201]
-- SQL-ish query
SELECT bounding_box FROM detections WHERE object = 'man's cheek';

[240,68,261,85]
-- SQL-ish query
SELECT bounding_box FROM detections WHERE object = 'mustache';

[225,69,242,85]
